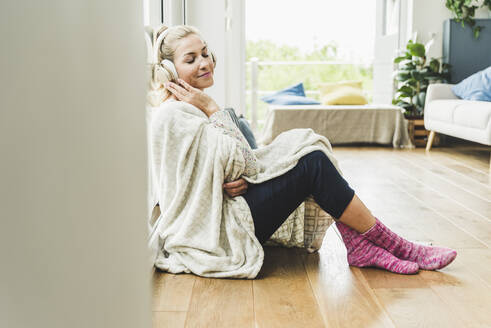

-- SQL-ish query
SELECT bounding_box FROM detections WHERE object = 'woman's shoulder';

[157,99,203,113]
[149,100,206,123]
[158,99,186,110]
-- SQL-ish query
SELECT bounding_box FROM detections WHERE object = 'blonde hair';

[146,25,216,107]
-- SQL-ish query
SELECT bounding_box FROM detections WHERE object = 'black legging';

[242,150,355,245]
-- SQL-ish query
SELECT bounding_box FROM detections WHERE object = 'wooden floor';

[152,145,491,328]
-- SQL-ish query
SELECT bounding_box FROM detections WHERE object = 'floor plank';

[438,146,490,173]
[396,150,491,200]
[185,277,254,328]
[453,247,491,288]
[419,257,491,327]
[152,271,196,311]
[303,228,395,328]
[372,287,464,328]
[153,311,187,328]
[389,152,491,220]
[253,246,325,328]
[419,149,491,186]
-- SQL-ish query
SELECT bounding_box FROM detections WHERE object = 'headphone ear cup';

[161,59,179,81]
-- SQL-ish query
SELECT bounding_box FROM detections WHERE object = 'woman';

[148,25,457,279]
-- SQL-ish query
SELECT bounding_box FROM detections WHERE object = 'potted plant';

[445,0,491,38]
[392,39,450,146]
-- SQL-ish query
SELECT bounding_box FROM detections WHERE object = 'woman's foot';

[336,221,419,274]
[361,217,457,270]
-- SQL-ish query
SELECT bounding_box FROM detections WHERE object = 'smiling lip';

[199,72,211,78]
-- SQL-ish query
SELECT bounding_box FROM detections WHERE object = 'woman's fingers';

[223,181,241,188]
[165,82,188,100]
[225,188,246,197]
[165,83,184,99]
[170,81,188,93]
[177,78,194,91]
[223,178,247,188]
[225,186,247,194]
[223,180,248,197]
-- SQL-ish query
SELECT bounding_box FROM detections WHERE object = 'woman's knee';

[300,150,333,170]
[301,150,326,162]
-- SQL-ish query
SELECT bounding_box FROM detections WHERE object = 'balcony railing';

[245,58,373,133]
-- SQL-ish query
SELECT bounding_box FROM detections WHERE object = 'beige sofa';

[424,84,491,165]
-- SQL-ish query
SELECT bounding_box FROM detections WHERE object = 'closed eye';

[187,53,209,64]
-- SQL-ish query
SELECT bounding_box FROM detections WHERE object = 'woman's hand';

[223,178,248,198]
[165,79,219,117]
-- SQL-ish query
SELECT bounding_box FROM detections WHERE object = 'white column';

[224,0,246,115]
[373,0,399,104]
[0,1,152,327]
[145,0,163,26]
[163,0,185,26]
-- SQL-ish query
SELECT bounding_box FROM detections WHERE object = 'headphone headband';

[153,28,171,64]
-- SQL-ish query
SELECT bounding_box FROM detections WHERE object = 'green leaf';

[426,75,442,81]
[406,78,418,86]
[473,26,482,39]
[429,59,440,72]
[418,91,426,108]
[396,92,411,99]
[410,70,423,81]
[396,72,411,81]
[398,85,414,95]
[395,100,411,109]
[394,56,407,63]
[392,99,410,106]
[407,42,426,58]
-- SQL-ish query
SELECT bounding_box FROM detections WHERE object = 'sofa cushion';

[453,100,491,130]
[426,99,491,130]
[425,100,460,123]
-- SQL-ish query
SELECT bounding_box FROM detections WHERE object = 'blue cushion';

[223,107,258,149]
[237,116,257,149]
[452,66,491,102]
[261,82,321,105]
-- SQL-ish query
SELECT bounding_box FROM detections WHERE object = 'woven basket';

[303,195,335,253]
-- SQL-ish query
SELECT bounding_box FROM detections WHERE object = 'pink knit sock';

[362,217,457,270]
[336,221,419,274]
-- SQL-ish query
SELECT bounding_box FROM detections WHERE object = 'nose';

[199,56,212,71]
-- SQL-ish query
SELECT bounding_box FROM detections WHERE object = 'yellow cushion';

[319,80,363,95]
[318,81,368,105]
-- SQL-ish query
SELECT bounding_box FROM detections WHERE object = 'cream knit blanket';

[149,101,341,279]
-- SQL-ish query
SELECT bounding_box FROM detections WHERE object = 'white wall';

[410,0,452,58]
[410,0,489,59]
[0,1,152,327]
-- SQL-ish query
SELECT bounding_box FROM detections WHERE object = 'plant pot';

[406,116,440,148]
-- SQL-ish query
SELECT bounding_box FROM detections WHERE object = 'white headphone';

[153,28,179,81]
[151,27,216,82]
